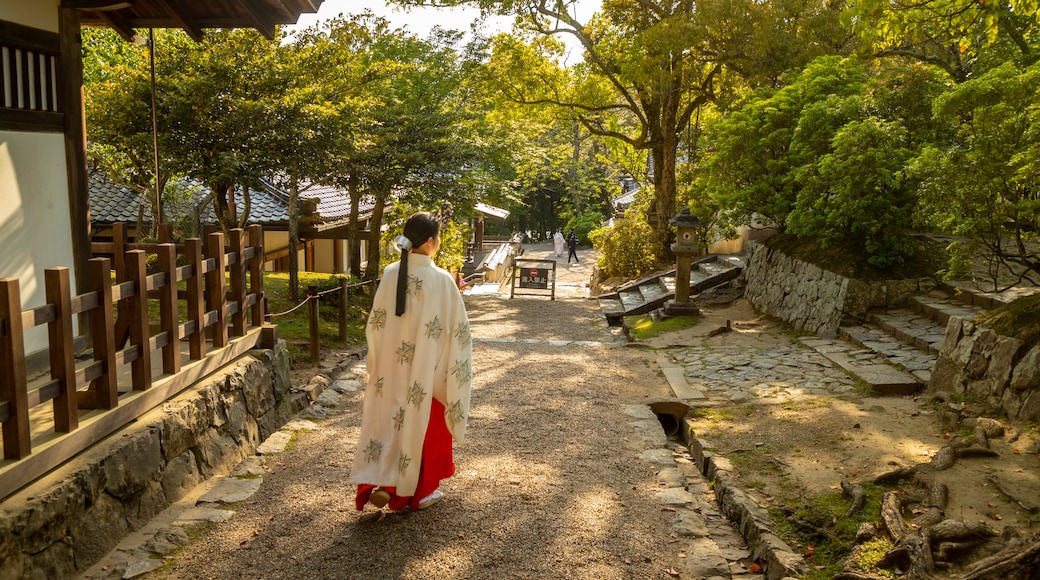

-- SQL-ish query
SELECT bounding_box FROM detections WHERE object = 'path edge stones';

[684,424,808,580]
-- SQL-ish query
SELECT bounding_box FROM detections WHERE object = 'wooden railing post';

[0,278,31,459]
[309,285,319,362]
[126,250,152,390]
[205,232,227,349]
[229,229,247,338]
[185,238,205,360]
[112,222,130,348]
[158,243,180,375]
[248,224,264,327]
[45,267,78,432]
[88,257,118,409]
[339,277,348,342]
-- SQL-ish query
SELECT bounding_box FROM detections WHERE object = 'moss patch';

[626,314,700,340]
[976,293,1040,348]
[765,233,947,281]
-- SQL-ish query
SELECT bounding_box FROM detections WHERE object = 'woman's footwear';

[416,489,443,510]
[369,489,391,508]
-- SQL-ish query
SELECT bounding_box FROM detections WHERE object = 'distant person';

[553,229,566,257]
[351,212,473,512]
[567,231,579,264]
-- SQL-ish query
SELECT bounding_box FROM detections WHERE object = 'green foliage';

[564,210,606,245]
[702,57,869,231]
[589,216,659,279]
[788,118,916,267]
[911,61,1040,284]
[264,272,369,361]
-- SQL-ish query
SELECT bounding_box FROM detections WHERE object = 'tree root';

[961,532,1040,580]
[840,479,865,520]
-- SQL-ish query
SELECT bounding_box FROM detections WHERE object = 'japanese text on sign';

[519,268,549,289]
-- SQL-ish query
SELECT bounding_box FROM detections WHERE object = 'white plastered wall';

[0,1,75,354]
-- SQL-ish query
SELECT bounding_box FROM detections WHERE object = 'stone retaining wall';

[743,242,936,334]
[0,341,299,580]
[929,317,1040,421]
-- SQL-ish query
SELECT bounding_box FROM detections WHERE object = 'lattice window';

[0,19,63,132]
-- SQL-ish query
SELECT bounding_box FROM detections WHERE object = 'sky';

[288,0,598,64]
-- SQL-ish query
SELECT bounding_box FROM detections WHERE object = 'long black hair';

[395,212,440,316]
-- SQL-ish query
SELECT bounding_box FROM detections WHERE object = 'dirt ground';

[642,298,1040,542]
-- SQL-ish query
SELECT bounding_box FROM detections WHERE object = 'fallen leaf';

[670,531,679,539]
[458,532,465,539]
[748,563,762,572]
[1012,449,1020,454]
[987,503,997,508]
[667,567,681,577]
[240,539,249,545]
[989,513,1003,520]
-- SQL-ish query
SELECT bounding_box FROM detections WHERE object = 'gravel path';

[153,244,690,579]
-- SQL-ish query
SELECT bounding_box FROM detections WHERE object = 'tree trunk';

[288,181,300,302]
[347,172,362,279]
[365,186,389,306]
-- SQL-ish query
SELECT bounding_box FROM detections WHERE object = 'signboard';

[519,268,549,289]
[511,258,556,300]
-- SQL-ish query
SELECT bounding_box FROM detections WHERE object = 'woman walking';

[351,212,473,511]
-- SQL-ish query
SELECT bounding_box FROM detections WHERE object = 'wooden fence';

[0,225,272,500]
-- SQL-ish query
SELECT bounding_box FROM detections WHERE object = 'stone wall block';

[125,480,168,530]
[938,317,965,355]
[1016,390,1040,422]
[1010,345,1040,390]
[68,492,130,569]
[928,354,965,393]
[193,432,249,479]
[887,279,923,305]
[27,540,76,580]
[161,451,203,503]
[160,395,209,461]
[0,535,27,580]
[234,359,275,417]
[103,427,163,500]
[987,335,1026,398]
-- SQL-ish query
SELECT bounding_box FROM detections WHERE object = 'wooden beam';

[87,258,118,410]
[126,250,152,391]
[95,10,136,43]
[0,19,60,53]
[60,1,136,10]
[59,7,93,306]
[236,0,277,40]
[150,0,205,42]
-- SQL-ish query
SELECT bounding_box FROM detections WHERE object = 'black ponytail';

[395,212,440,316]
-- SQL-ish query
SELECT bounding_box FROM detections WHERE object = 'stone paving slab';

[817,351,920,395]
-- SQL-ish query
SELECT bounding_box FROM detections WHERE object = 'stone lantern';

[663,207,704,317]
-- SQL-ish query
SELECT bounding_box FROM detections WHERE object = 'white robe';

[350,253,472,496]
[553,232,566,256]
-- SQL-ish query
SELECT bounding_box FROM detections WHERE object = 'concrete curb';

[684,422,808,580]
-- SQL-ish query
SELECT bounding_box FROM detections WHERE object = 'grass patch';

[769,483,888,579]
[141,270,369,364]
[626,314,700,340]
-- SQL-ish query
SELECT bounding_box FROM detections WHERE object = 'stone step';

[866,308,947,355]
[837,322,936,383]
[909,293,988,327]
[619,288,645,310]
[799,336,923,394]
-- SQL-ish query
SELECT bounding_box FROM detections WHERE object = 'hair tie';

[395,236,412,316]
[394,235,413,252]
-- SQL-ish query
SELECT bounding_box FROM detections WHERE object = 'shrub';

[564,210,606,245]
[589,217,658,279]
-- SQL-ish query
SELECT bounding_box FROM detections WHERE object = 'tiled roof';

[89,171,377,227]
